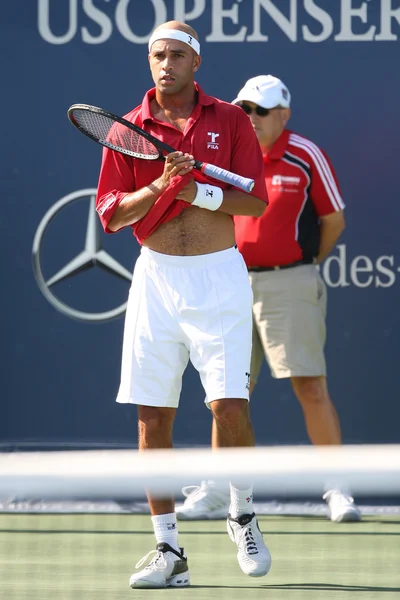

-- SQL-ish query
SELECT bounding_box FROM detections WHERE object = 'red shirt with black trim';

[234,129,345,267]
[96,84,267,241]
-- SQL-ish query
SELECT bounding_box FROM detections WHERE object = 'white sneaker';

[176,481,230,520]
[227,512,271,577]
[323,489,362,523]
[129,543,190,589]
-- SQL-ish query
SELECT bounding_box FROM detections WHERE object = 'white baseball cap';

[232,75,291,109]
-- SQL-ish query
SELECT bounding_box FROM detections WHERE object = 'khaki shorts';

[250,265,327,381]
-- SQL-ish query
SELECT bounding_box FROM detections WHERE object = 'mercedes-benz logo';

[32,189,132,322]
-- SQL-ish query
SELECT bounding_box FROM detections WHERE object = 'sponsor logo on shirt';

[96,192,116,216]
[207,132,220,150]
[271,175,301,186]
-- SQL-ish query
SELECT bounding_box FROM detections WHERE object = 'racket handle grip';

[201,163,255,193]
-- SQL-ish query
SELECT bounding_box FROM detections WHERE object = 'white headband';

[148,28,200,56]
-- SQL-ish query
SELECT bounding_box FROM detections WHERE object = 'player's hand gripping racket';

[67,104,255,193]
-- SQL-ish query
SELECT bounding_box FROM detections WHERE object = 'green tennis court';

[1,514,399,599]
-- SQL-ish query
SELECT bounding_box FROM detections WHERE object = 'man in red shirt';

[96,22,271,589]
[176,75,361,524]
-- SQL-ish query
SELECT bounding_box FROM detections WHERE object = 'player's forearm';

[316,217,345,263]
[107,177,168,232]
[217,190,266,217]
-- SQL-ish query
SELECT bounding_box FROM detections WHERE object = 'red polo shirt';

[96,84,267,240]
[234,129,345,267]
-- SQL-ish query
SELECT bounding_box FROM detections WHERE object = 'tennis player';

[95,21,271,589]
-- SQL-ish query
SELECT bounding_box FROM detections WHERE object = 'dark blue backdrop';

[2,0,399,448]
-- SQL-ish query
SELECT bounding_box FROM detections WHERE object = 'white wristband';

[192,182,223,211]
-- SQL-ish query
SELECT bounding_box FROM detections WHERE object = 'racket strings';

[72,110,160,159]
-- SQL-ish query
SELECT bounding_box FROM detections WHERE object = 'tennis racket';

[67,104,255,193]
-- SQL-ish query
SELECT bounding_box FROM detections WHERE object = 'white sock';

[229,483,254,518]
[151,513,179,552]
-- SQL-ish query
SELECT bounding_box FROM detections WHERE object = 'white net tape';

[1,445,400,500]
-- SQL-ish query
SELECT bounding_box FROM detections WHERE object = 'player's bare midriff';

[143,206,235,256]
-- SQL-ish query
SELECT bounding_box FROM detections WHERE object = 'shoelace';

[323,490,355,505]
[181,484,203,499]
[236,522,258,555]
[181,482,228,508]
[135,550,167,571]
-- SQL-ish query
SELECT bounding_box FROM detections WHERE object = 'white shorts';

[116,246,253,408]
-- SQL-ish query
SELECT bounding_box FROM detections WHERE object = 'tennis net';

[1,445,399,599]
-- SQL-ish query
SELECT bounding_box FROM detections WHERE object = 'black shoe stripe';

[227,512,256,526]
[155,542,186,561]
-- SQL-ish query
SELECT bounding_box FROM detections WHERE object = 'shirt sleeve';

[307,143,345,216]
[95,146,136,233]
[229,107,268,202]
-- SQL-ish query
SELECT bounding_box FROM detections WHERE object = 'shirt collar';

[141,82,214,122]
[263,129,290,162]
